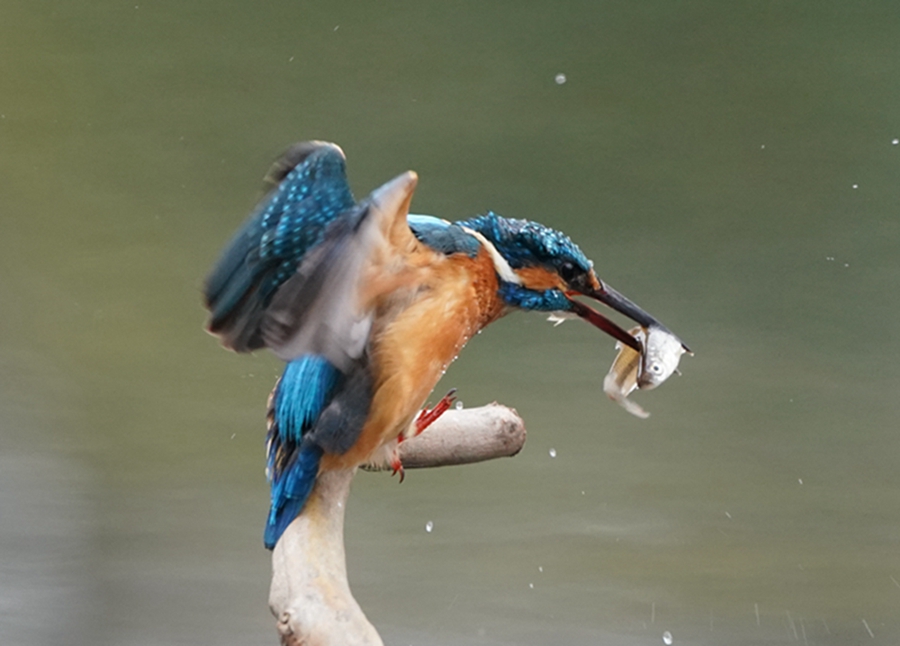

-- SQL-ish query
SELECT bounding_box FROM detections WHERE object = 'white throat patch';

[461,227,522,285]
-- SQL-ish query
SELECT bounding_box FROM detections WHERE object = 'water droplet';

[852,184,859,189]
[725,511,731,519]
[230,433,236,440]
[425,521,434,533]
[554,73,567,85]
[455,401,464,410]
[798,478,803,485]
[529,583,534,589]
[662,630,673,645]
[538,566,543,572]
[892,138,899,145]
[548,448,557,458]
[760,144,765,149]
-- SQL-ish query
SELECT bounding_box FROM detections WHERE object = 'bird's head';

[459,213,678,352]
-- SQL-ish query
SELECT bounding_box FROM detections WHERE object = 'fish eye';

[650,363,663,374]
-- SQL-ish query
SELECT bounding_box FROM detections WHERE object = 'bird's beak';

[567,280,689,353]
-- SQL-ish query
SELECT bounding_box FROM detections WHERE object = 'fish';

[603,325,689,418]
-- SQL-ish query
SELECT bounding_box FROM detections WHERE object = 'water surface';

[2,2,900,644]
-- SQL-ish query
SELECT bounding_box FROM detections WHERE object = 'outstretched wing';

[258,170,420,549]
[260,171,419,369]
[203,141,356,352]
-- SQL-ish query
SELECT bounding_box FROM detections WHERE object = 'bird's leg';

[391,389,458,483]
[414,388,457,436]
[390,453,405,483]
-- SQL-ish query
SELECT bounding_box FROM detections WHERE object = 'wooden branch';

[375,402,526,469]
[268,403,526,645]
[269,468,380,646]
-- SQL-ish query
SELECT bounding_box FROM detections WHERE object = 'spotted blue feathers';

[204,142,355,352]
[458,212,592,274]
[457,212,593,312]
[204,143,629,552]
[204,142,371,549]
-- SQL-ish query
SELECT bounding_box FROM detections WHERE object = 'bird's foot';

[414,388,457,436]
[390,454,405,483]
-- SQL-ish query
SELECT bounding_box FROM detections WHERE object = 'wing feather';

[203,141,355,352]
[261,172,419,368]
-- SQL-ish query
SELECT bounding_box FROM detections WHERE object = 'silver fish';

[603,325,688,418]
[638,325,687,390]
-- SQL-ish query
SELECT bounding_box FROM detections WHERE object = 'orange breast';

[321,246,503,469]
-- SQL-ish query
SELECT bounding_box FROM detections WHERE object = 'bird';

[203,140,677,549]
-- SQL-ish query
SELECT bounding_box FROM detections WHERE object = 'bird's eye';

[559,261,578,283]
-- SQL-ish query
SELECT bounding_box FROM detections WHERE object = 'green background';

[2,2,900,644]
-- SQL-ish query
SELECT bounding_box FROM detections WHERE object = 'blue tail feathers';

[264,356,340,549]
[264,442,324,549]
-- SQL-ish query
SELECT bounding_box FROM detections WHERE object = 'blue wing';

[204,141,355,352]
[205,147,425,549]
[203,141,361,548]
[261,182,418,549]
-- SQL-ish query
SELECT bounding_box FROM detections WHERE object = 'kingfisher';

[204,141,677,549]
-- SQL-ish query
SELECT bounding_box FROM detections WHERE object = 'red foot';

[414,388,457,436]
[391,454,405,483]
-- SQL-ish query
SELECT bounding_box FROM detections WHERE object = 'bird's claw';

[414,388,457,435]
[390,388,458,483]
[390,455,405,483]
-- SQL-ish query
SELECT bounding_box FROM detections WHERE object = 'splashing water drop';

[455,400,464,410]
[662,630,673,645]
[555,73,567,84]
[549,448,557,458]
[893,138,899,145]
[425,521,434,533]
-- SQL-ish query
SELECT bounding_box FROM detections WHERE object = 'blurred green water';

[2,1,900,644]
